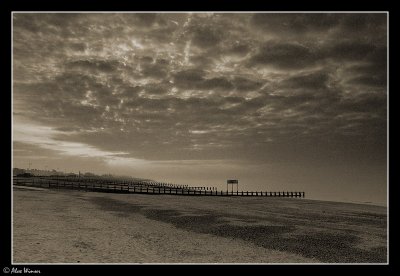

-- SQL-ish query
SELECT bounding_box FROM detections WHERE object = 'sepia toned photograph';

[12,12,388,264]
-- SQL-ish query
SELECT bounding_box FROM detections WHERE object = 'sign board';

[227,179,238,184]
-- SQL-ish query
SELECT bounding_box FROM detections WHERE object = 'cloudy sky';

[12,13,387,205]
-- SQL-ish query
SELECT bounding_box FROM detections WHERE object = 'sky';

[12,13,387,205]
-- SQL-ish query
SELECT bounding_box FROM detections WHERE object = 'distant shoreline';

[299,197,387,208]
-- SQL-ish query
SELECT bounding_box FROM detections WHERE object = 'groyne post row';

[13,176,305,198]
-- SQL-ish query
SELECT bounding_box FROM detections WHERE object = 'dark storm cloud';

[228,43,251,56]
[346,75,386,88]
[325,41,377,61]
[173,69,205,87]
[280,71,330,90]
[232,77,264,91]
[68,42,87,52]
[340,13,387,33]
[13,13,79,33]
[251,13,387,41]
[188,54,216,69]
[129,13,157,26]
[202,77,234,91]
[140,58,171,79]
[190,24,223,48]
[13,12,387,164]
[336,93,387,114]
[248,42,321,70]
[66,59,124,73]
[142,82,171,95]
[343,50,387,88]
[251,13,340,34]
[172,69,234,91]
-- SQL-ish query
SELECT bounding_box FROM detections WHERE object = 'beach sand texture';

[13,186,387,263]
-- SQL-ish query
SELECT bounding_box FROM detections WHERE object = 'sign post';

[227,179,238,195]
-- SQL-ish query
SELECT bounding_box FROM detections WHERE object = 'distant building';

[16,172,34,177]
[13,168,25,176]
[84,172,96,177]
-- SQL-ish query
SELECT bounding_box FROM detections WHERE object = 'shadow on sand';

[91,196,386,263]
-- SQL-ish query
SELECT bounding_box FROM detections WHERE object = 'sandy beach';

[13,186,387,264]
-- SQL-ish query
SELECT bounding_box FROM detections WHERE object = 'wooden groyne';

[13,176,305,198]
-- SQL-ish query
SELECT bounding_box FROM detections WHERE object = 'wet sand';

[12,186,387,263]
